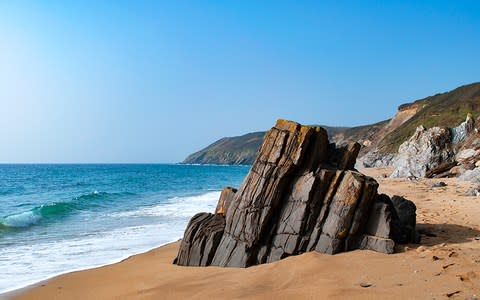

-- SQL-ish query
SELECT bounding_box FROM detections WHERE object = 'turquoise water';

[0,164,249,293]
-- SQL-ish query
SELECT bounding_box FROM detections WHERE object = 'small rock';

[430,182,447,188]
[360,282,373,288]
[432,255,440,261]
[446,290,461,298]
[466,186,480,197]
[443,263,455,269]
[474,236,480,241]
[448,251,458,257]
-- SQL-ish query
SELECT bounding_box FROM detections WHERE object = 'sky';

[1,0,479,163]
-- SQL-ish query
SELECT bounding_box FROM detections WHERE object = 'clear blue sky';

[1,0,479,163]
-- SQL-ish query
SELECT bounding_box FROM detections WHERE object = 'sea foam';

[0,191,220,294]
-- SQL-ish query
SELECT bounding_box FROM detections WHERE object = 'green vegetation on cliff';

[183,132,265,165]
[379,82,480,153]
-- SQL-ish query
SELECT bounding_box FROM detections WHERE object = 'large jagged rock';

[390,125,456,178]
[390,115,478,178]
[175,120,418,268]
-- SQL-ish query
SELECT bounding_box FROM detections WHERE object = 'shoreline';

[7,168,480,299]
[1,238,182,297]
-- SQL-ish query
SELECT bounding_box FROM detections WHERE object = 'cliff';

[183,132,265,165]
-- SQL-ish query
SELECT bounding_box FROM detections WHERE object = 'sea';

[0,164,250,293]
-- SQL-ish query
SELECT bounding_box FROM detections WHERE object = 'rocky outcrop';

[362,83,480,167]
[361,148,396,168]
[175,120,419,268]
[390,114,479,178]
[390,126,456,178]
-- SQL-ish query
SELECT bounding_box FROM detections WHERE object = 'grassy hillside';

[183,132,265,165]
[379,82,480,153]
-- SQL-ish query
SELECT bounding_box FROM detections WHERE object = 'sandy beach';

[8,168,480,299]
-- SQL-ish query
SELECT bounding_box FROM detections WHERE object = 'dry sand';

[7,168,480,299]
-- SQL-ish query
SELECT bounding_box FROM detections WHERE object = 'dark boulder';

[390,196,420,244]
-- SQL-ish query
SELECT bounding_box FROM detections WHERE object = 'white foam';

[0,190,221,294]
[110,191,220,218]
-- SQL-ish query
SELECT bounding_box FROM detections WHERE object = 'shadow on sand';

[396,223,480,251]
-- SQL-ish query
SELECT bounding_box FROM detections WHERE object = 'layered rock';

[175,119,418,268]
[361,148,396,168]
[390,126,456,178]
[390,115,478,178]
[452,113,476,143]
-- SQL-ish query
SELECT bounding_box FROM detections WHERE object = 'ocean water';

[0,164,250,293]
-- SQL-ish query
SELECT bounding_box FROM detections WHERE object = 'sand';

[7,168,480,299]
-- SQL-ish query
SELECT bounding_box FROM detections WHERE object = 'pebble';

[430,182,447,188]
[416,246,426,252]
[360,282,372,288]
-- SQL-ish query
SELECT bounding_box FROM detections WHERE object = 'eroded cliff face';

[361,103,421,167]
[175,120,418,268]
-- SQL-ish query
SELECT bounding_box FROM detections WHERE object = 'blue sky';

[1,1,479,163]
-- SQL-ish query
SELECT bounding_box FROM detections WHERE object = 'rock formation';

[390,125,456,178]
[174,120,418,268]
[361,149,396,168]
[390,115,478,178]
